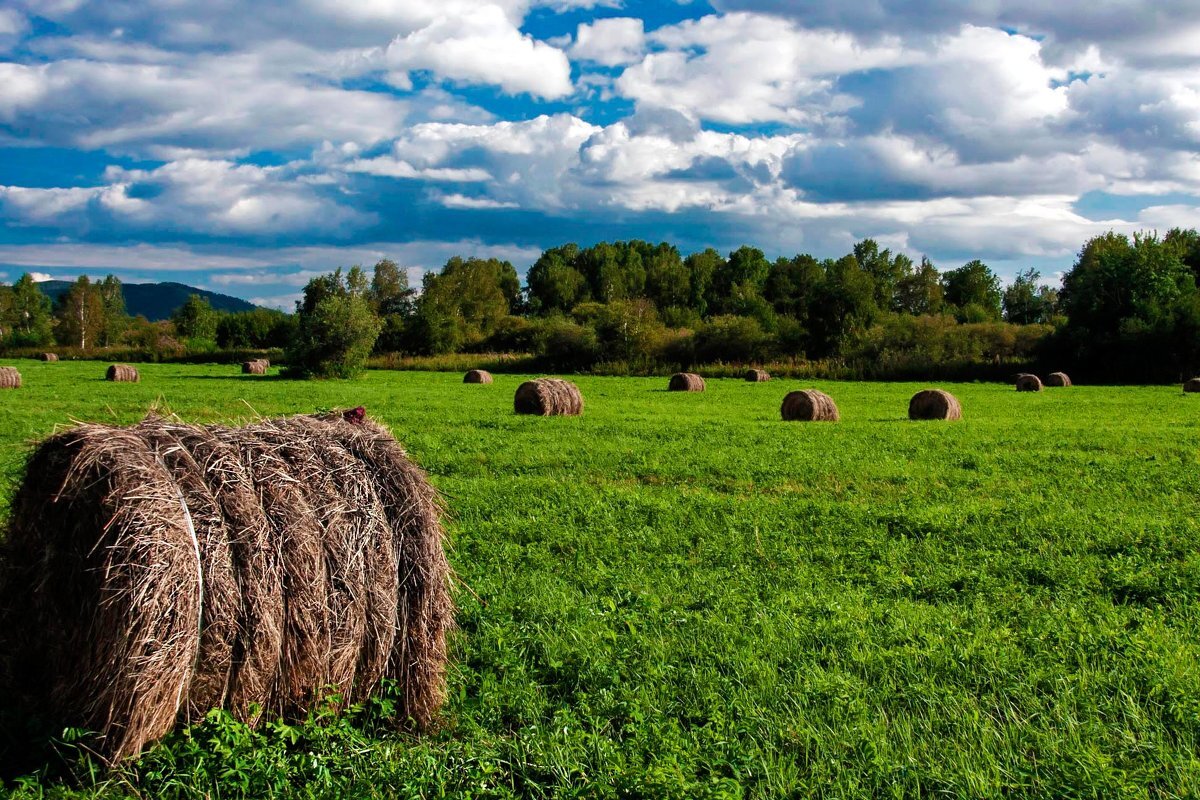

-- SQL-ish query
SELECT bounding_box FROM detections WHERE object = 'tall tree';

[896,257,944,316]
[286,268,382,378]
[98,275,128,346]
[171,294,219,343]
[54,276,105,349]
[1003,269,1057,325]
[527,244,587,314]
[7,273,54,346]
[368,258,413,317]
[941,260,1002,321]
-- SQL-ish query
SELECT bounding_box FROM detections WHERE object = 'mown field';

[1,360,1198,799]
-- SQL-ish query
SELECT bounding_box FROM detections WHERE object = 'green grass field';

[2,360,1199,798]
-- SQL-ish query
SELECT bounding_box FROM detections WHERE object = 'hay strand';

[781,389,840,421]
[745,369,771,382]
[0,367,21,389]
[106,364,140,383]
[908,389,962,421]
[668,373,705,392]
[463,370,493,384]
[1015,374,1043,392]
[1045,372,1072,387]
[514,379,584,416]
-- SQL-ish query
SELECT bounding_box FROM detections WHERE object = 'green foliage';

[692,314,769,363]
[941,260,1002,322]
[171,294,219,345]
[3,273,54,347]
[1,365,1199,798]
[54,275,106,349]
[284,268,382,379]
[216,308,295,349]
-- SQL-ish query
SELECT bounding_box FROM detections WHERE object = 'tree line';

[3,226,1197,382]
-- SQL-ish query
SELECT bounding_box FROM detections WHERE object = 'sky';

[1,0,1198,309]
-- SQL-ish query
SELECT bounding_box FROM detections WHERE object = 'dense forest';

[2,228,1198,382]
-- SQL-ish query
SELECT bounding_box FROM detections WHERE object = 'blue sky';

[1,0,1198,308]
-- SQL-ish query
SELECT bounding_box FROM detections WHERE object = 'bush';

[285,270,382,379]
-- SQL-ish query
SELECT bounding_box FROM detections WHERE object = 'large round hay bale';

[668,372,705,392]
[39,353,58,362]
[908,389,962,421]
[781,389,840,421]
[1015,374,1043,392]
[1185,378,1200,393]
[464,369,493,384]
[1045,372,1072,387]
[106,364,139,383]
[745,368,771,382]
[242,360,267,375]
[514,378,583,416]
[0,366,21,389]
[0,411,452,762]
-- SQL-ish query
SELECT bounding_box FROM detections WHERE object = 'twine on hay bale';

[781,389,839,421]
[1015,374,1043,392]
[106,364,139,383]
[668,373,705,392]
[514,378,583,416]
[242,360,267,375]
[908,389,962,421]
[463,370,493,384]
[0,411,453,763]
[1045,372,1072,387]
[744,369,771,382]
[39,353,58,362]
[0,367,20,389]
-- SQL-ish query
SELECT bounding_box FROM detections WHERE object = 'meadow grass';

[1,360,1198,798]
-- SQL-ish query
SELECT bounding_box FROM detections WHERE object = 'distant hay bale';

[242,360,267,375]
[0,411,452,763]
[464,369,493,384]
[39,353,58,362]
[668,372,705,392]
[106,364,139,383]
[1045,372,1072,387]
[0,367,20,389]
[514,378,583,416]
[259,359,271,369]
[1015,374,1043,392]
[781,389,840,421]
[1185,378,1200,393]
[745,369,771,382]
[908,389,962,421]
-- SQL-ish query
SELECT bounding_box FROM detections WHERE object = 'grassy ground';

[1,360,1198,798]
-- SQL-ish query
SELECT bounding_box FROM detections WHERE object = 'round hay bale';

[1015,374,1043,392]
[1185,378,1200,393]
[1045,372,1072,387]
[242,360,267,375]
[259,358,271,369]
[745,368,771,382]
[781,389,840,421]
[106,364,139,383]
[463,369,493,384]
[0,366,21,389]
[514,378,584,416]
[668,372,705,392]
[0,411,452,761]
[39,353,58,362]
[908,389,962,421]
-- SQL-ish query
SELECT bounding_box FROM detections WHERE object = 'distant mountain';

[37,280,260,321]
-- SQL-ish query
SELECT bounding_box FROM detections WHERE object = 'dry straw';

[107,364,140,383]
[745,369,771,382]
[242,360,267,375]
[0,411,453,763]
[40,353,58,362]
[908,389,962,421]
[1045,372,1072,387]
[514,378,584,416]
[464,370,493,384]
[0,367,20,389]
[1015,374,1043,392]
[1185,378,1200,393]
[781,389,839,421]
[668,373,705,392]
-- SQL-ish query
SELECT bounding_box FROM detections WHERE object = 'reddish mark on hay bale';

[343,406,366,425]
